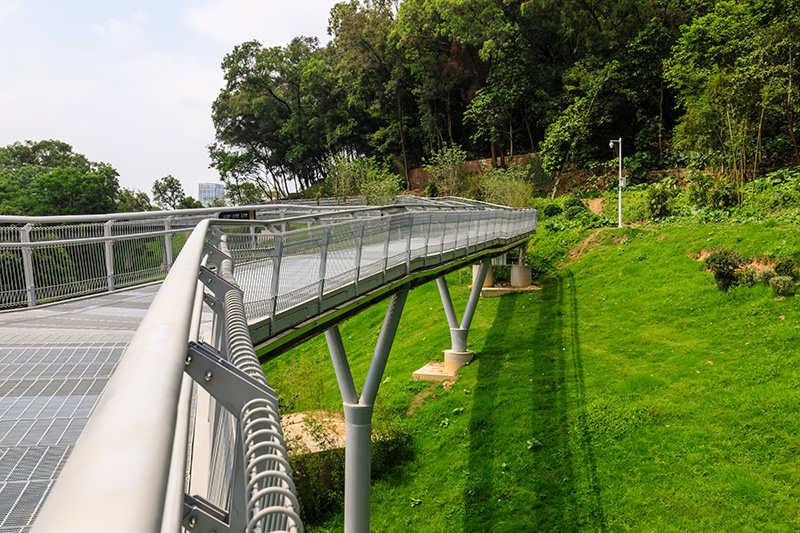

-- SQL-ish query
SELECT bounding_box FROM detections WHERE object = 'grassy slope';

[264,222,800,532]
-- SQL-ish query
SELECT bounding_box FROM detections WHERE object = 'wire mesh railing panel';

[29,223,105,243]
[206,402,237,511]
[112,237,169,289]
[0,250,26,308]
[325,224,359,280]
[31,242,106,304]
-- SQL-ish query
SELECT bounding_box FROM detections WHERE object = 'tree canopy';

[0,140,121,216]
[208,0,800,193]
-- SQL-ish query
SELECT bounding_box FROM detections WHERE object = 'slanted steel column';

[324,290,408,533]
[437,257,490,370]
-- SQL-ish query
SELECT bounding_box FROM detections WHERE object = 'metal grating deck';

[0,286,159,532]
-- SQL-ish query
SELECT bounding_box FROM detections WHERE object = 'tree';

[151,175,186,210]
[117,188,153,212]
[0,140,120,216]
[210,37,343,198]
[177,196,204,209]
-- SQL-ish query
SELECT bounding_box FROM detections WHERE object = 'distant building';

[198,183,225,206]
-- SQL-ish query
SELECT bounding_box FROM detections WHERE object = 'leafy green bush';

[563,196,585,210]
[755,268,777,286]
[424,143,468,196]
[563,205,585,220]
[774,258,796,279]
[769,276,794,297]
[737,266,757,287]
[704,249,744,292]
[647,181,675,219]
[542,204,563,217]
[479,166,532,207]
[424,181,438,197]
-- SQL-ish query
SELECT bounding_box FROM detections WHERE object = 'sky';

[0,0,337,198]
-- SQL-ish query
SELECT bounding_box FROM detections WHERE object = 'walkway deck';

[0,286,159,533]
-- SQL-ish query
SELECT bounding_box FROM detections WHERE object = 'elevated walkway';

[0,286,158,532]
[0,198,536,533]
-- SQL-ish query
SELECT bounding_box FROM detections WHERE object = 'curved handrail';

[29,198,537,533]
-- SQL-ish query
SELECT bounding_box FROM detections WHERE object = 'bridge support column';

[412,258,490,381]
[325,289,408,533]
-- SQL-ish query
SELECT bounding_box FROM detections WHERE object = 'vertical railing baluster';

[20,223,35,307]
[104,220,115,291]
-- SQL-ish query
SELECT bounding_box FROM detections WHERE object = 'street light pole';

[609,138,623,228]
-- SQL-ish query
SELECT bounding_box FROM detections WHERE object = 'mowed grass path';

[264,223,800,532]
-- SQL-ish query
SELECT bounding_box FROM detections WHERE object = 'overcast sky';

[0,0,336,198]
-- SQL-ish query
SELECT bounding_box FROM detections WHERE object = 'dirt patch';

[282,410,346,454]
[690,249,776,272]
[587,198,603,215]
[563,228,607,268]
[406,381,440,416]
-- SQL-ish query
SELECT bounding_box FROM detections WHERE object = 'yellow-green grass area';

[264,222,800,532]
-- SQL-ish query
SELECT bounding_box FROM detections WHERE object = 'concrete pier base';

[473,264,494,287]
[510,265,532,288]
[444,349,474,371]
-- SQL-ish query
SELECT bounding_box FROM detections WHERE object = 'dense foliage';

[0,140,121,216]
[210,0,800,195]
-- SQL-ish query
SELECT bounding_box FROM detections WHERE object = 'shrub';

[563,205,585,220]
[737,266,757,287]
[480,166,533,207]
[647,181,674,219]
[755,268,777,286]
[424,181,438,197]
[424,143,468,196]
[769,276,795,297]
[543,204,563,217]
[563,196,585,210]
[704,249,744,292]
[774,258,796,278]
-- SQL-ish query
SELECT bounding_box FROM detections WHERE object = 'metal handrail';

[29,198,537,533]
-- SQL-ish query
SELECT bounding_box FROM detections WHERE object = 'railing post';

[269,236,284,317]
[382,216,392,281]
[318,226,330,307]
[353,222,364,295]
[164,216,174,268]
[405,213,414,274]
[20,223,36,307]
[104,220,115,291]
[423,213,432,266]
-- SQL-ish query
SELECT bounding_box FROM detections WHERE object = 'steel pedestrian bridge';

[0,197,537,533]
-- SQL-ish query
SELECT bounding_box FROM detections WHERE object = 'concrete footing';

[413,349,474,382]
[473,264,494,287]
[510,265,532,288]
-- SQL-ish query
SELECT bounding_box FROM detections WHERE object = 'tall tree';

[0,140,120,216]
[151,175,187,210]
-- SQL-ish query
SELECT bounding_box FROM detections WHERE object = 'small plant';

[736,266,757,287]
[774,258,796,279]
[704,249,744,292]
[755,268,777,286]
[543,204,563,217]
[563,196,585,210]
[769,276,795,297]
[424,181,438,197]
[563,205,585,220]
[647,181,674,219]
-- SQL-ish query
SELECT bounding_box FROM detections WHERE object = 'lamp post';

[609,138,623,228]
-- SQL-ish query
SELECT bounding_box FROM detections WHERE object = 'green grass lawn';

[264,222,800,532]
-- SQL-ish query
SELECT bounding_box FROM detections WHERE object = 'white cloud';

[0,0,22,23]
[91,11,148,46]
[186,0,334,48]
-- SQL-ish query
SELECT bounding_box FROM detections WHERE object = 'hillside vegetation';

[264,220,800,532]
